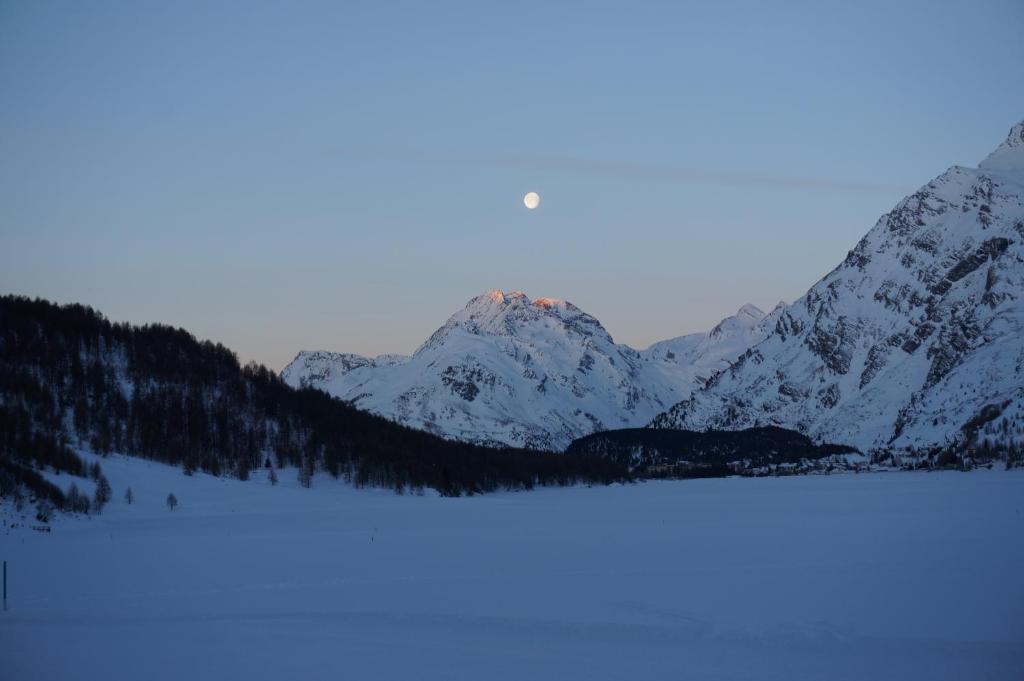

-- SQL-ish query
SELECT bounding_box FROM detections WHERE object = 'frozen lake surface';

[2,454,1022,680]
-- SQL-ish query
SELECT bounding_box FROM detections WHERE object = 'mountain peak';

[417,289,610,356]
[286,287,708,450]
[736,303,765,319]
[476,289,568,313]
[979,119,1024,171]
[483,289,528,304]
[706,303,768,340]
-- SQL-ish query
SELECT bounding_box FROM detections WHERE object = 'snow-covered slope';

[644,301,785,391]
[5,452,1023,681]
[282,291,779,450]
[653,121,1024,454]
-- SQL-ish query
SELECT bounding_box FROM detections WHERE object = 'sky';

[1,1,1022,370]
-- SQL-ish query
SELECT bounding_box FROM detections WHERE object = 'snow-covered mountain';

[644,301,785,390]
[653,121,1024,454]
[282,291,780,450]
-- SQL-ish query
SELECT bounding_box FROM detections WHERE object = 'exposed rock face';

[652,121,1024,453]
[282,291,780,451]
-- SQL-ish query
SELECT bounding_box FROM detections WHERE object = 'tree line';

[0,295,627,509]
[565,425,858,474]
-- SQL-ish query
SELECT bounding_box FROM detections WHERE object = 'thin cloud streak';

[333,146,910,195]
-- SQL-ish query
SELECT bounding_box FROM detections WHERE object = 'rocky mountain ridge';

[652,121,1024,457]
[282,290,779,450]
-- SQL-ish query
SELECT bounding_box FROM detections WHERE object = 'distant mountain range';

[282,292,782,451]
[286,120,1024,459]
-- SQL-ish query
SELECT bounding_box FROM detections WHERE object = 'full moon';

[523,191,540,210]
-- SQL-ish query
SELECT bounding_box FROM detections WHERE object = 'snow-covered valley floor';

[1,455,1022,680]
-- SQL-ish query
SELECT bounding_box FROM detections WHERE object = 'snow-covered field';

[2,455,1022,680]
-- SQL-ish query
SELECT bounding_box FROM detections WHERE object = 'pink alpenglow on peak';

[481,289,566,311]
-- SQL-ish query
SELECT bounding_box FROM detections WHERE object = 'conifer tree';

[93,475,112,511]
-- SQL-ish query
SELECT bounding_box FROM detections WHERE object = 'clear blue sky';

[2,1,1022,369]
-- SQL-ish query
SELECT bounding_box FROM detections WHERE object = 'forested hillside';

[566,426,859,477]
[0,295,627,512]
